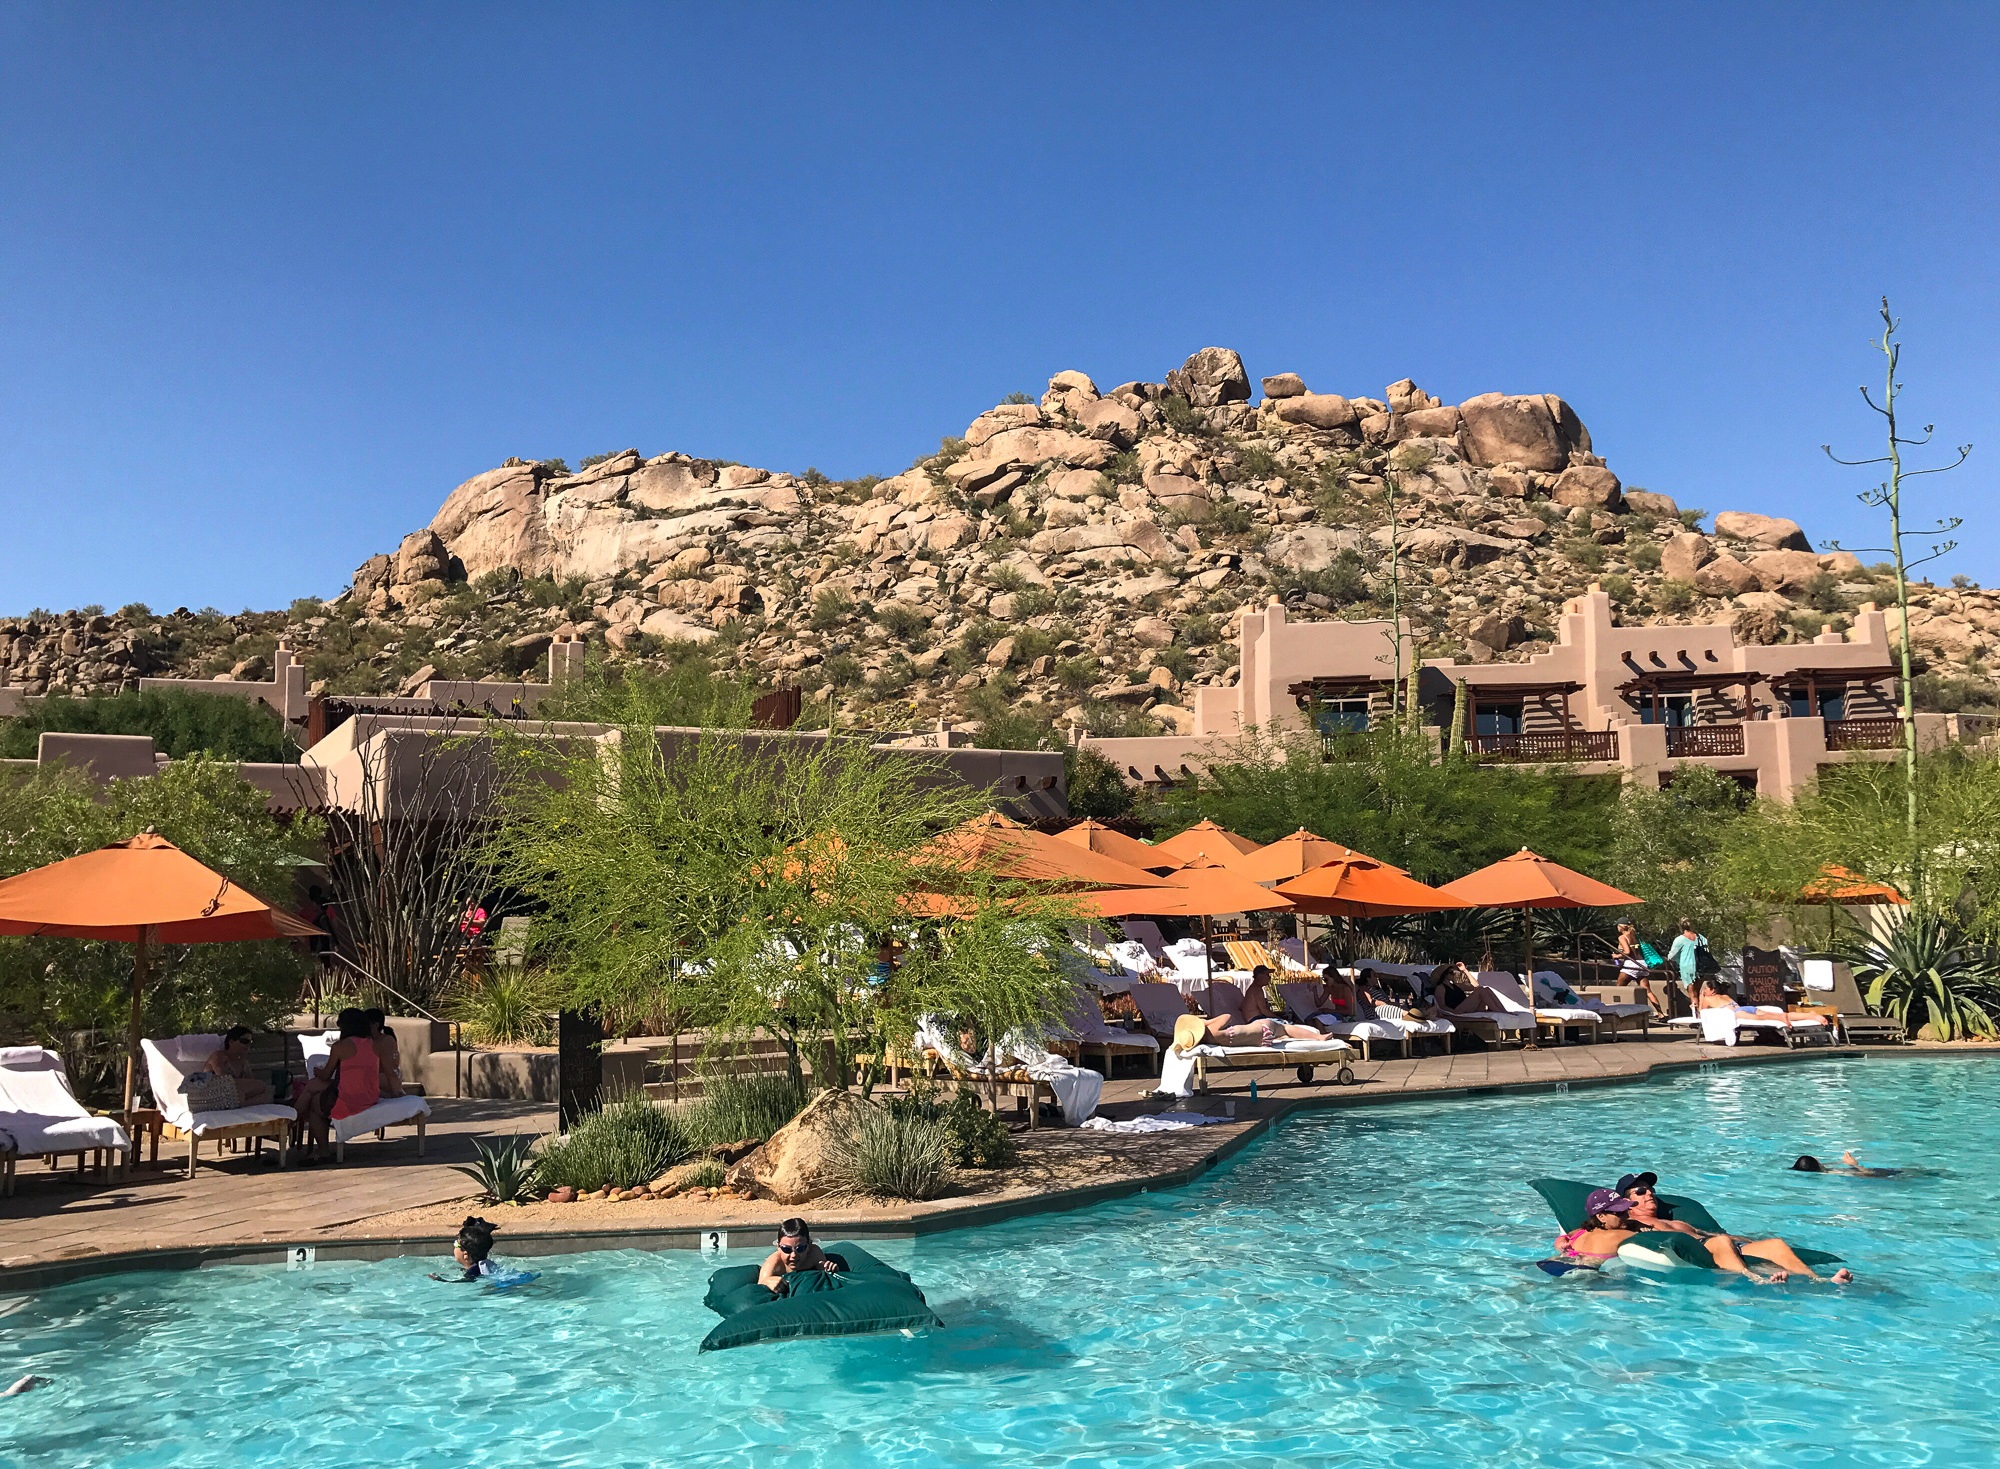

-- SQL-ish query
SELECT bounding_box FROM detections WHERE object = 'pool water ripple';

[3,1058,1998,1467]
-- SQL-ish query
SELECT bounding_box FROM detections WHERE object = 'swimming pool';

[5,1057,1997,1467]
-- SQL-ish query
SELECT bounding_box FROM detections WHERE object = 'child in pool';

[432,1216,502,1282]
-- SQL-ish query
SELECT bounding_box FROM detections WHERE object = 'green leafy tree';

[1604,765,1756,950]
[0,757,322,1096]
[1149,726,1618,885]
[0,687,296,762]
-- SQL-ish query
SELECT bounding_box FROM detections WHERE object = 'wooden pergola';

[1616,668,1768,725]
[1765,664,1902,718]
[1461,679,1585,735]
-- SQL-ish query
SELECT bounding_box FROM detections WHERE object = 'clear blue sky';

[2,5,1995,613]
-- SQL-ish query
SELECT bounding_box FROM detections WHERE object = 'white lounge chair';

[1482,972,1602,1045]
[1158,1014,1355,1096]
[1057,992,1160,1077]
[1128,981,1197,1045]
[0,1047,132,1195]
[1277,982,1421,1061]
[911,1015,1065,1130]
[1533,971,1652,1040]
[1685,1005,1835,1049]
[143,1035,297,1177]
[299,1038,432,1162]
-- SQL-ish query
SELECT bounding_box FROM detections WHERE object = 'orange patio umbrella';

[1151,819,1260,864]
[1089,852,1294,984]
[1275,850,1469,972]
[923,811,1171,891]
[1228,828,1379,884]
[1088,853,1296,920]
[1052,819,1180,874]
[0,832,322,1114]
[1440,848,1639,983]
[1796,864,1908,947]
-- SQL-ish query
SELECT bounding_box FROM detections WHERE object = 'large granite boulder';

[1270,393,1359,431]
[725,1088,871,1205]
[1714,511,1811,551]
[1457,393,1591,472]
[1167,347,1251,407]
[428,461,556,580]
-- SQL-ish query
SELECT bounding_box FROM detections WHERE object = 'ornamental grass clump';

[536,1092,696,1192]
[683,1068,807,1151]
[831,1103,953,1202]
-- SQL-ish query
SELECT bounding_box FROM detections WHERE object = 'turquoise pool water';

[4,1057,1997,1467]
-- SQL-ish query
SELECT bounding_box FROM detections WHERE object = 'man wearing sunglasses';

[757,1218,851,1293]
[1616,1172,1852,1283]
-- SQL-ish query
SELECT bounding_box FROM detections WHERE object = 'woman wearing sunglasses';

[757,1218,851,1293]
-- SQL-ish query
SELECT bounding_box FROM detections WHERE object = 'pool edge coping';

[2,1045,1977,1292]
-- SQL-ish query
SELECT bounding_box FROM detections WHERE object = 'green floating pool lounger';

[700,1243,942,1352]
[1530,1178,1842,1272]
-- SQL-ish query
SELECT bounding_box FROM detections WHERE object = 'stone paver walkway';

[0,1036,1865,1285]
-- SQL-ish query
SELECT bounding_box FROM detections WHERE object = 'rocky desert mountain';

[6,347,1996,735]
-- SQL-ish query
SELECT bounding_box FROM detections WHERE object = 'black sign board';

[1740,946,1793,1007]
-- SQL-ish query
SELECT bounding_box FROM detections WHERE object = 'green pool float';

[1530,1178,1844,1274]
[699,1243,943,1352]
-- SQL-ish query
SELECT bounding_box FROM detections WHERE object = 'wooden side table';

[118,1107,164,1169]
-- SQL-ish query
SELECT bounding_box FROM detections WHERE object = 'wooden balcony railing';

[1824,716,1901,751]
[1466,730,1619,763]
[1664,724,1745,758]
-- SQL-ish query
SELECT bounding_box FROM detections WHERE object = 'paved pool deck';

[0,1035,1950,1290]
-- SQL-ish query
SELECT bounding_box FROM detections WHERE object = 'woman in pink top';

[297,1009,387,1162]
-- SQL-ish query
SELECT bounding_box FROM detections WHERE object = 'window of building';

[1474,703,1524,736]
[1638,694,1695,727]
[1781,687,1846,721]
[1311,699,1371,736]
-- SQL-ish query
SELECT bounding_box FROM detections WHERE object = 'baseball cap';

[1615,1172,1658,1195]
[1584,1188,1632,1215]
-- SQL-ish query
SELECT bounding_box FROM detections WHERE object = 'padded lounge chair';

[1158,1014,1355,1095]
[1128,981,1198,1044]
[1482,972,1602,1045]
[1277,982,1425,1061]
[1689,1005,1834,1049]
[143,1035,297,1177]
[0,1047,132,1195]
[1534,971,1651,1040]
[299,1038,433,1162]
[1806,958,1906,1044]
[1057,992,1160,1077]
[911,1016,1064,1130]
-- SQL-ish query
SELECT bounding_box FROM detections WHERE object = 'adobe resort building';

[1084,587,1960,800]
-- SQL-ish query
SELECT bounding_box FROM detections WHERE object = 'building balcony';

[1824,716,1901,751]
[1465,730,1619,763]
[1664,724,1745,758]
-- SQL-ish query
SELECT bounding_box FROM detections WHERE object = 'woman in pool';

[1617,1173,1853,1283]
[1793,1152,1901,1177]
[432,1216,501,1281]
[1550,1189,1643,1268]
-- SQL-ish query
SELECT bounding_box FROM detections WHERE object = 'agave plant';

[1847,911,2000,1041]
[1410,905,1516,965]
[453,1134,541,1203]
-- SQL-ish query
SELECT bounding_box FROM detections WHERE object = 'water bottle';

[1249,1080,1260,1103]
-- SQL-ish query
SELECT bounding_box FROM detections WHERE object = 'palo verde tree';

[487,716,1084,1094]
[1823,297,1974,844]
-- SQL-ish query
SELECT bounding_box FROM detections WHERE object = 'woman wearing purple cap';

[1547,1188,1643,1270]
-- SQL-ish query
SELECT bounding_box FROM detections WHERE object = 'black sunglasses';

[777,1242,801,1254]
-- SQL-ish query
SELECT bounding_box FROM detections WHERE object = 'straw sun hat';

[1172,1014,1208,1054]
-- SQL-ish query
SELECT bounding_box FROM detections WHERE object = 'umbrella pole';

[123,926,151,1118]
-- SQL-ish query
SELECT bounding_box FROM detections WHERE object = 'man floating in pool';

[1616,1172,1854,1283]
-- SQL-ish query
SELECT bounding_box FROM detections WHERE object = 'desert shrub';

[1562,539,1606,572]
[986,565,1029,595]
[1239,444,1280,479]
[534,457,571,477]
[1601,574,1637,606]
[1654,579,1697,613]
[1001,391,1034,405]
[832,1103,953,1200]
[448,971,553,1046]
[823,654,863,688]
[1802,572,1847,613]
[1010,587,1056,619]
[1153,645,1197,681]
[1065,744,1135,820]
[810,589,854,631]
[0,687,296,763]
[536,1093,694,1192]
[454,1134,540,1203]
[1159,392,1207,436]
[1626,541,1662,572]
[684,1068,807,1150]
[876,604,931,641]
[684,1157,726,1188]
